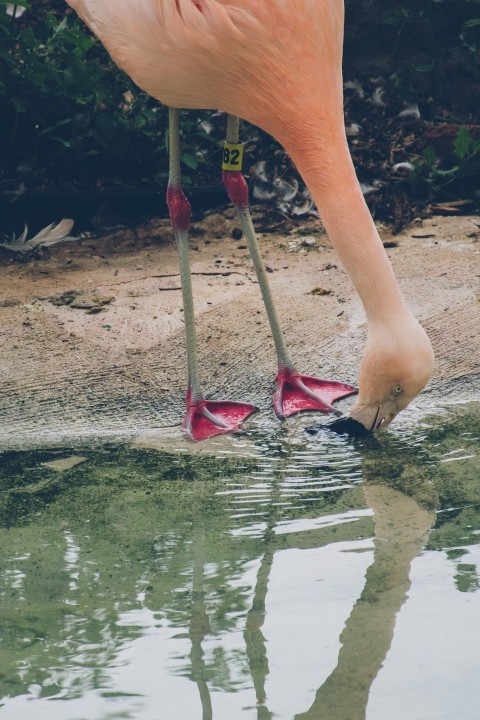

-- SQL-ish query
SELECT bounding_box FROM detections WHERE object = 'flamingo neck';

[284,133,411,327]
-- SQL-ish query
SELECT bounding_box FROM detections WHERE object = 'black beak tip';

[306,416,372,437]
[329,416,372,436]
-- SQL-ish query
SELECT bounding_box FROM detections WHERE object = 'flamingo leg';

[222,115,356,419]
[166,108,256,441]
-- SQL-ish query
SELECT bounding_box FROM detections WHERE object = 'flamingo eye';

[392,385,403,396]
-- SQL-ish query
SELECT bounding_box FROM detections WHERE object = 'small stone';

[48,289,83,306]
[70,293,114,310]
[309,287,333,296]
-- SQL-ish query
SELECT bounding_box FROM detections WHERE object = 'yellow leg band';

[222,141,244,171]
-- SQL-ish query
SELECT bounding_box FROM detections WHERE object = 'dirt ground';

[0,211,479,450]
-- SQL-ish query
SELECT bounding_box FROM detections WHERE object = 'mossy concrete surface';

[0,213,479,449]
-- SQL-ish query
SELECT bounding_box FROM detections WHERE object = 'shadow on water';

[0,402,479,719]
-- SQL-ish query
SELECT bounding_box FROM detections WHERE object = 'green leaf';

[12,96,28,113]
[20,26,36,48]
[413,63,434,72]
[38,117,73,137]
[182,154,199,170]
[0,46,13,63]
[50,136,72,149]
[423,145,437,168]
[454,128,473,160]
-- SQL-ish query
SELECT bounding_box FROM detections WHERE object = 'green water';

[0,404,479,720]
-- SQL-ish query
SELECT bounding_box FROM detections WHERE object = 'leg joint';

[167,184,191,231]
[222,170,249,210]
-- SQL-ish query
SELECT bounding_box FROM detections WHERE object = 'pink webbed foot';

[273,367,357,419]
[183,392,257,441]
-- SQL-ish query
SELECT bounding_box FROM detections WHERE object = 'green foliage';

[345,0,479,113]
[0,4,217,186]
[0,0,478,207]
[409,127,480,199]
[344,0,480,205]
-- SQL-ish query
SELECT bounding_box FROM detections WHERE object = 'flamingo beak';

[326,414,373,436]
[327,403,391,435]
[305,408,375,438]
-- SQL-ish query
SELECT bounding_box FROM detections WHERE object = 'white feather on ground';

[0,219,76,254]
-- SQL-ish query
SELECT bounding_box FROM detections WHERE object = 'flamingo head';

[333,317,435,435]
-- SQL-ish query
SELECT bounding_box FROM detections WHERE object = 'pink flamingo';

[65,0,434,439]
